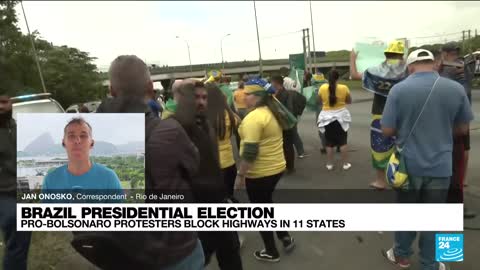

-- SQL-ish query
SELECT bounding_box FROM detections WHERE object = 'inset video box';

[16,113,145,204]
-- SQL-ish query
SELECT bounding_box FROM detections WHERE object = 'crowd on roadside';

[0,39,475,270]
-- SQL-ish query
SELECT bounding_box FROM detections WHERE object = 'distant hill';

[20,132,144,157]
[91,141,118,156]
[23,133,57,156]
[116,141,145,154]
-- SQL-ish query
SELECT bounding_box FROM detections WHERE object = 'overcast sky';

[15,1,480,71]
[16,113,145,150]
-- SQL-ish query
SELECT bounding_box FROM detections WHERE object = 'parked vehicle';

[66,101,102,113]
[11,93,65,120]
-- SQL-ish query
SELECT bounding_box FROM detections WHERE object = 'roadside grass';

[339,80,362,90]
[1,231,76,270]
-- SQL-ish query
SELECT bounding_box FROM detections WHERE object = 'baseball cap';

[441,41,460,52]
[406,49,434,65]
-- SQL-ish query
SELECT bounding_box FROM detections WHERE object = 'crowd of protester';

[0,39,476,270]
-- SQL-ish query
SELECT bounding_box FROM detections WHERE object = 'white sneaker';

[298,153,310,159]
[382,247,411,269]
[238,233,245,249]
[343,163,352,170]
[326,164,334,171]
[438,262,450,270]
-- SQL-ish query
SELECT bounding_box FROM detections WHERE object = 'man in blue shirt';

[41,117,124,203]
[147,89,162,118]
[380,49,473,270]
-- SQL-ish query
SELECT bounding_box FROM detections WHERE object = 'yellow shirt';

[233,89,247,109]
[239,106,286,179]
[318,83,350,111]
[218,111,238,169]
[161,109,174,120]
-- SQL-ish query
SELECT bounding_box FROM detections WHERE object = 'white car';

[12,93,65,120]
[66,101,102,113]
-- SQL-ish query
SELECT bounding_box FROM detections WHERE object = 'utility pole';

[176,36,192,72]
[467,29,473,53]
[302,29,307,72]
[21,1,47,93]
[221,33,231,70]
[302,28,312,73]
[309,1,316,72]
[253,1,263,77]
[307,28,312,73]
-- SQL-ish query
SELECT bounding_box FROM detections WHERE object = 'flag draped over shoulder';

[362,62,407,97]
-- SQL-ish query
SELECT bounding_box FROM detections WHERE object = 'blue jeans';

[0,195,32,270]
[293,123,305,156]
[394,176,450,270]
[163,240,205,270]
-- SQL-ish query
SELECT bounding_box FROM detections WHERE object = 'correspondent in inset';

[41,117,124,202]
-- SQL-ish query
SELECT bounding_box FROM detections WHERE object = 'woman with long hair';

[173,81,244,270]
[317,70,352,171]
[205,83,241,200]
[235,78,296,263]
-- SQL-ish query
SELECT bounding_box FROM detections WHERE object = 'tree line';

[0,0,107,108]
[2,0,478,108]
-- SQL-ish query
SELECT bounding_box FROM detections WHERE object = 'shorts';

[370,115,395,170]
[324,120,347,147]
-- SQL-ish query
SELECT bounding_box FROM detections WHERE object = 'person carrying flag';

[350,40,408,190]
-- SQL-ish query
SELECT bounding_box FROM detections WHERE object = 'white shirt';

[317,107,352,133]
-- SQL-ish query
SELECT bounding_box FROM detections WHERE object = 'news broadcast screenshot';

[1,1,479,270]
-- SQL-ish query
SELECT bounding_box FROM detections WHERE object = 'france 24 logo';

[435,234,463,262]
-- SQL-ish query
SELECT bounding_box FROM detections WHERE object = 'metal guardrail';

[99,56,350,79]
[102,61,350,85]
[148,57,349,75]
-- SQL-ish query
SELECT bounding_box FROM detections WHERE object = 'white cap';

[406,49,434,66]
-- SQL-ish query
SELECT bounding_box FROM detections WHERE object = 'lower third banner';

[17,203,463,231]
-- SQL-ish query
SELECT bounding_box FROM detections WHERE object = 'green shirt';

[219,83,234,107]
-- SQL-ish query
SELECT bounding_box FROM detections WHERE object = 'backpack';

[287,90,307,116]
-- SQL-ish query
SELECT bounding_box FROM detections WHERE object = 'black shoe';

[464,207,476,219]
[254,249,280,262]
[281,236,296,253]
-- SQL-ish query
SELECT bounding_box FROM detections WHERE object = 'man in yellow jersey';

[350,40,408,189]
